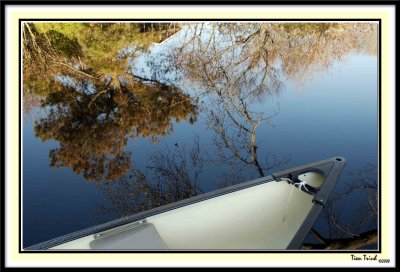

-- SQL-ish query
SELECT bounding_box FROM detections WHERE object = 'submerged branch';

[302,229,377,250]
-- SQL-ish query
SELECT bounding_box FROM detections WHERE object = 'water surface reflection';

[23,22,378,249]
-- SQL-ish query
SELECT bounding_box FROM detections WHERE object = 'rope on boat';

[280,177,309,222]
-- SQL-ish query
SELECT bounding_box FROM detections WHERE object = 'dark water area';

[23,22,378,248]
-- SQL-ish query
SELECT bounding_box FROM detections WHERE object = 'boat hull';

[25,157,346,250]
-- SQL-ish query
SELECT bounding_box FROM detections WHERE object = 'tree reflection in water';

[25,22,198,182]
[172,22,376,179]
[23,22,378,249]
[96,138,204,217]
[34,77,198,181]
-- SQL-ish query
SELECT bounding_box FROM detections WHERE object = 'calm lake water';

[23,22,378,248]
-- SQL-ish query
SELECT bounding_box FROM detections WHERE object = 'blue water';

[23,25,378,248]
